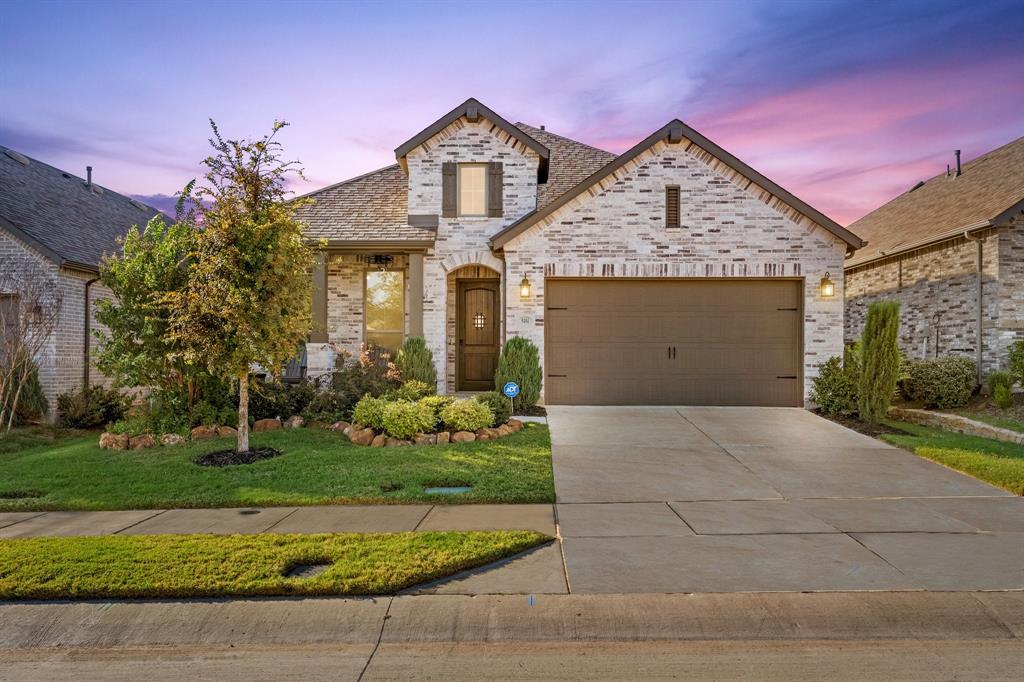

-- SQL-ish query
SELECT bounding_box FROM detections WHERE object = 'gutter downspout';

[83,276,100,388]
[963,231,986,387]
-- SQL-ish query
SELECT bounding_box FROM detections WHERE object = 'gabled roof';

[514,123,617,210]
[394,98,550,182]
[292,164,435,246]
[490,120,864,251]
[0,146,164,272]
[845,136,1024,268]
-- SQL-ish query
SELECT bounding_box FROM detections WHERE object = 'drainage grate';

[423,485,472,495]
[284,563,330,579]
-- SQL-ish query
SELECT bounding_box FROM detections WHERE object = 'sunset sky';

[2,0,1022,226]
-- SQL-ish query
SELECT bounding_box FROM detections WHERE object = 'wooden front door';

[457,279,500,391]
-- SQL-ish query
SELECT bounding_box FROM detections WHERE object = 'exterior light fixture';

[519,277,531,299]
[820,272,835,298]
[473,312,486,329]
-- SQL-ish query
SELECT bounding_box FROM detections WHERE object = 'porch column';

[408,252,424,337]
[310,251,328,343]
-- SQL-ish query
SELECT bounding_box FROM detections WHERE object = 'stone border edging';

[889,407,1024,445]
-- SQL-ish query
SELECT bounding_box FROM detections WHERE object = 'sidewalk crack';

[357,596,394,681]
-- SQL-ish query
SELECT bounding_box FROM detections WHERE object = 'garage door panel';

[544,279,802,406]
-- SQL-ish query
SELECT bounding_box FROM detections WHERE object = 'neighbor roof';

[490,120,864,250]
[0,146,164,272]
[845,136,1024,268]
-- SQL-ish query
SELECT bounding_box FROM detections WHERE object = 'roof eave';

[844,219,996,269]
[0,213,67,267]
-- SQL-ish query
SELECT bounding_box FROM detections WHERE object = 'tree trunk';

[237,372,250,453]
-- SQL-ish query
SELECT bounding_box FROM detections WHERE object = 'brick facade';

[845,216,1023,376]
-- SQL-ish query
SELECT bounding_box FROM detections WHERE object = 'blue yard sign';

[502,382,520,399]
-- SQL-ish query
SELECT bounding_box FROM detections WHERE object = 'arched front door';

[457,279,500,391]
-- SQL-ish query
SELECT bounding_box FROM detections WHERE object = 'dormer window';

[458,163,488,216]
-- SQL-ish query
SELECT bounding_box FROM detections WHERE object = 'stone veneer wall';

[500,139,848,403]
[405,117,539,392]
[844,225,1016,375]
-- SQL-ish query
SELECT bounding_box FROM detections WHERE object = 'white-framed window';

[364,270,404,352]
[457,163,487,217]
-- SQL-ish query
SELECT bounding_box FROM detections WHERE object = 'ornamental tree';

[166,120,314,453]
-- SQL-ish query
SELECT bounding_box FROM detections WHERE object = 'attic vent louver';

[3,149,29,166]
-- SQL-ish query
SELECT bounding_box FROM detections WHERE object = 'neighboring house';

[295,98,863,406]
[845,137,1024,381]
[0,146,163,413]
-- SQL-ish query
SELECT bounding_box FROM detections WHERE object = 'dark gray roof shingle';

[0,146,164,270]
[846,136,1024,267]
[514,123,617,209]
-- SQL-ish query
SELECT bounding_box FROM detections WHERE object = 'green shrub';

[902,356,977,409]
[396,337,437,387]
[858,301,901,423]
[302,390,350,424]
[2,358,49,425]
[475,391,512,426]
[56,385,129,429]
[380,400,436,439]
[993,383,1014,410]
[418,395,454,428]
[107,415,152,436]
[440,398,493,432]
[494,336,542,411]
[387,379,434,402]
[810,354,859,417]
[351,395,387,430]
[248,378,317,421]
[321,347,401,405]
[1009,340,1024,386]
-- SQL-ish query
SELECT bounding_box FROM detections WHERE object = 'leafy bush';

[988,371,1015,409]
[387,379,434,402]
[858,301,901,423]
[418,395,453,428]
[380,400,436,439]
[302,390,351,424]
[1010,340,1024,386]
[321,347,400,404]
[810,353,860,417]
[440,398,493,432]
[107,415,152,436]
[396,337,437,387]
[56,385,129,429]
[248,378,316,421]
[351,395,387,430]
[475,391,512,426]
[1,358,49,425]
[902,356,977,409]
[494,336,542,411]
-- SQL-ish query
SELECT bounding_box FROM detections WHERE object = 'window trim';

[363,268,406,351]
[457,163,489,217]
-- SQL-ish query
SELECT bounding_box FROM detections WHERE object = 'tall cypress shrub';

[858,300,901,424]
[396,337,437,387]
[494,336,542,410]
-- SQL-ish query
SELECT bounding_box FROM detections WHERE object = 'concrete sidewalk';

[2,592,1022,680]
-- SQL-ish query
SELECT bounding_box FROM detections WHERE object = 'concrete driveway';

[548,406,1023,593]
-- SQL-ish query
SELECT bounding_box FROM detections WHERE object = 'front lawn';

[0,424,554,511]
[0,530,548,600]
[951,409,1024,434]
[881,420,1024,495]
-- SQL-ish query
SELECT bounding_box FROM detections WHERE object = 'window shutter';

[442,162,457,218]
[665,185,680,228]
[487,162,503,217]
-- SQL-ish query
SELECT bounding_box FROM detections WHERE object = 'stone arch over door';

[445,261,502,393]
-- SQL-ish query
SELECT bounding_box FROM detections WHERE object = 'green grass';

[0,530,549,600]
[882,420,1024,495]
[952,410,1024,434]
[0,424,554,511]
[0,426,92,456]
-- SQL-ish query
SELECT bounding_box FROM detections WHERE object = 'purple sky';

[2,0,1022,226]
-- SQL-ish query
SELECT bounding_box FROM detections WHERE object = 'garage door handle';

[776,375,798,379]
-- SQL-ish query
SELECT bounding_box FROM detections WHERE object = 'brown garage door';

[544,279,803,406]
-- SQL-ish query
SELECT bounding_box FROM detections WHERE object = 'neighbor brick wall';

[500,139,848,403]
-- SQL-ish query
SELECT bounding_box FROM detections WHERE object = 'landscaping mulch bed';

[817,412,900,438]
[514,406,547,417]
[194,447,283,467]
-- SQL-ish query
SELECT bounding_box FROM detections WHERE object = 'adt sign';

[502,382,520,399]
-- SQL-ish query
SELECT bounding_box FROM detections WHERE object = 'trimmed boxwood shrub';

[902,356,976,409]
[351,395,387,430]
[494,336,542,411]
[396,337,437,387]
[56,385,129,429]
[475,391,512,427]
[440,398,493,432]
[418,395,453,428]
[858,300,901,423]
[380,400,436,439]
[810,349,860,417]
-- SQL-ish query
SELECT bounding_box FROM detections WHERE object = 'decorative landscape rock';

[370,434,387,447]
[99,432,129,450]
[190,425,218,441]
[451,431,476,443]
[507,419,524,432]
[496,424,513,437]
[283,415,305,429]
[888,407,1024,445]
[216,426,237,438]
[436,431,450,444]
[344,418,526,447]
[386,437,411,447]
[330,421,351,432]
[129,434,157,450]
[413,433,436,445]
[253,418,281,432]
[160,433,186,446]
[349,427,375,446]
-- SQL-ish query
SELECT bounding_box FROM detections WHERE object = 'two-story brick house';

[296,98,864,406]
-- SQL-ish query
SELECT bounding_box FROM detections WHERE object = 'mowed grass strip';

[882,420,1024,495]
[0,530,549,600]
[0,424,554,511]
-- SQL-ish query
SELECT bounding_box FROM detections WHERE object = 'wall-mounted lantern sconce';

[820,272,835,298]
[519,277,531,300]
[473,312,486,329]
